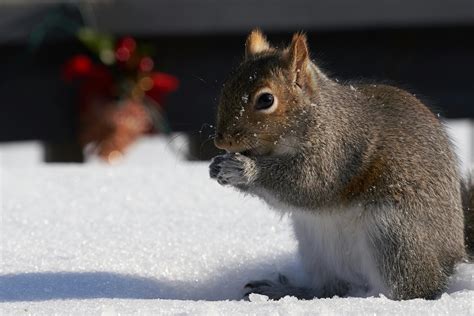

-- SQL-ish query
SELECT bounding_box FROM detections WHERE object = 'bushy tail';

[461,176,474,257]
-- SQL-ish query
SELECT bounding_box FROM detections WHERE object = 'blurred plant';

[63,28,179,163]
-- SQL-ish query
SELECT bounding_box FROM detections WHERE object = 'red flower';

[62,55,93,81]
[139,56,154,72]
[146,72,179,104]
[118,37,136,53]
[115,36,136,62]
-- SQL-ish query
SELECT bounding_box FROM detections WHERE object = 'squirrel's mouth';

[240,145,270,157]
[240,149,253,157]
[226,148,254,156]
[215,134,271,157]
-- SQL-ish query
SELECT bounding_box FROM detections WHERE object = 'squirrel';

[209,29,474,300]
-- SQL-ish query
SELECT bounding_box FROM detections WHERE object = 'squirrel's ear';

[245,29,271,58]
[286,32,310,87]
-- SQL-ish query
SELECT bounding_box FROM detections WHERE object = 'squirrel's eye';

[255,93,274,110]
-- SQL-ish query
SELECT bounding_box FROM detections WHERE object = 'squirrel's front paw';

[209,153,257,186]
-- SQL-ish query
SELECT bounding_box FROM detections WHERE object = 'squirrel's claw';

[243,274,294,301]
[244,280,272,289]
[209,155,227,179]
[209,161,221,179]
[243,280,273,301]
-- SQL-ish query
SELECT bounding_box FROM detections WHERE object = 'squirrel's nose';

[214,132,225,147]
[214,133,243,152]
[214,132,229,150]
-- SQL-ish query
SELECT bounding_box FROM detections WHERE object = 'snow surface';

[1,123,474,315]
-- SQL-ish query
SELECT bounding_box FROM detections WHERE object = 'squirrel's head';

[215,29,318,156]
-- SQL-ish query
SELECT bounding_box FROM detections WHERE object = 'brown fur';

[341,154,388,202]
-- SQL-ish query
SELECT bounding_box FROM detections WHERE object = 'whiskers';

[199,123,216,135]
[192,75,220,90]
[199,134,217,156]
[163,121,309,162]
[163,122,219,161]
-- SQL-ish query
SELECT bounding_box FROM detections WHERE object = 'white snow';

[1,123,474,315]
[0,141,43,166]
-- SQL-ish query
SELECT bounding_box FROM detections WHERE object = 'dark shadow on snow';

[0,272,167,302]
[1,261,471,302]
[0,254,305,302]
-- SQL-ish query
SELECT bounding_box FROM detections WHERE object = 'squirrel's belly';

[291,209,388,297]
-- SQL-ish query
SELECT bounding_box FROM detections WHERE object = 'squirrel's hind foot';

[243,274,314,301]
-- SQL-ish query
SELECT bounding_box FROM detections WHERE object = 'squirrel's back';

[310,81,467,298]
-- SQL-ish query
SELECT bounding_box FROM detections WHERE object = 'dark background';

[1,1,473,159]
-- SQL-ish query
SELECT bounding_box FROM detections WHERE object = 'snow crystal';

[248,293,269,302]
[239,106,245,117]
[241,94,249,104]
